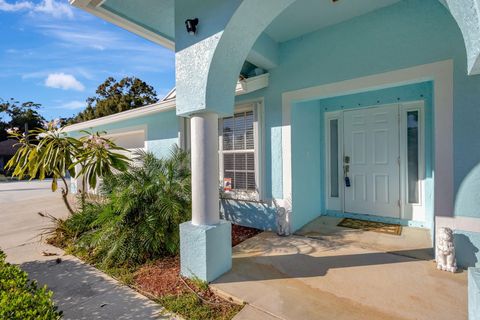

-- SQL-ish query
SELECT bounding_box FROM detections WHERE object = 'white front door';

[343,105,400,218]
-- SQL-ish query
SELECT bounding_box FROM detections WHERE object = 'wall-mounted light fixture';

[185,18,199,35]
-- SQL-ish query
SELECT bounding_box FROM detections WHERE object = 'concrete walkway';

[213,227,468,320]
[0,180,173,320]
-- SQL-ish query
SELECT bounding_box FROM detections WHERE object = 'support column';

[180,112,232,282]
[190,112,220,225]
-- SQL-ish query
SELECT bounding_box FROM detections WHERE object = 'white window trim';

[399,101,426,221]
[219,100,265,201]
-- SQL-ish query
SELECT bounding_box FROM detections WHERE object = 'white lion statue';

[436,227,457,273]
[273,198,291,236]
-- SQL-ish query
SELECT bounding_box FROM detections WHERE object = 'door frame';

[325,101,426,222]
[283,60,452,224]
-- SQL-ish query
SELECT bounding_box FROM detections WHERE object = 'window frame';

[399,101,425,221]
[219,101,264,201]
[325,111,343,212]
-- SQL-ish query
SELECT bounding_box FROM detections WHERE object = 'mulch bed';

[231,224,262,247]
[133,224,261,318]
[134,257,232,301]
[134,256,183,297]
[135,224,261,295]
[134,257,241,319]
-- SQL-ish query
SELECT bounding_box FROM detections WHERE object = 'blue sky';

[0,0,175,120]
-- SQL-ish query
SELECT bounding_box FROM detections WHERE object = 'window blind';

[222,110,256,191]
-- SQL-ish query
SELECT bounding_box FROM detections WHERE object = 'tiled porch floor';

[212,217,467,320]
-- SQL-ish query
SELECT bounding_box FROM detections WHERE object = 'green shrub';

[55,146,191,268]
[0,250,62,320]
[43,204,99,249]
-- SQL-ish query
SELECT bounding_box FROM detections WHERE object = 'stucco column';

[190,112,220,225]
[179,111,231,282]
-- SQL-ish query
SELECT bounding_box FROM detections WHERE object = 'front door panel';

[343,105,400,218]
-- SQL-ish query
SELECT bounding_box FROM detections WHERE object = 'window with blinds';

[221,110,256,192]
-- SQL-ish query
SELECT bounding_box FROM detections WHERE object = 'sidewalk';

[0,180,173,320]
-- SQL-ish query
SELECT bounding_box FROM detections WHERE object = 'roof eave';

[63,99,176,133]
[70,0,175,50]
[63,73,269,133]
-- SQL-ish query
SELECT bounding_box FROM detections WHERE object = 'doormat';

[337,218,402,236]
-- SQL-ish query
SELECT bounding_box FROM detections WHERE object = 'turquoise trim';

[324,210,428,229]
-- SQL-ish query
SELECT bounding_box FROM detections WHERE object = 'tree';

[69,77,158,124]
[0,98,45,141]
[6,121,130,215]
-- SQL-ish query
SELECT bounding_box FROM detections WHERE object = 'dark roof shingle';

[0,139,19,156]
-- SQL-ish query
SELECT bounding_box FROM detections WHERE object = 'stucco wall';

[220,199,276,231]
[291,100,322,231]
[454,230,480,268]
[237,0,480,224]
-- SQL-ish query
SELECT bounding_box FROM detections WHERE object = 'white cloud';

[0,0,73,18]
[45,73,85,91]
[41,27,114,50]
[33,0,73,19]
[61,100,85,110]
[0,0,33,12]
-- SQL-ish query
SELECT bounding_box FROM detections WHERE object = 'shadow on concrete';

[386,247,434,261]
[215,248,435,283]
[295,231,357,250]
[20,258,166,320]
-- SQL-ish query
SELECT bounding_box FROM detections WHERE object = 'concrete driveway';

[0,180,173,320]
[212,228,468,320]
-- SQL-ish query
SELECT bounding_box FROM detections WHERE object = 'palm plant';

[6,121,130,215]
[6,122,79,214]
[78,146,191,267]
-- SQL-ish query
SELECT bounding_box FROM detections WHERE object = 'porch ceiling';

[74,0,480,74]
[78,0,402,48]
[264,0,401,43]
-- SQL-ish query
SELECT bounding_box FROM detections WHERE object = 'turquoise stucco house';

[67,0,480,286]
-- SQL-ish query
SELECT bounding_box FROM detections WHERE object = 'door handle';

[345,176,351,187]
[344,156,350,187]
